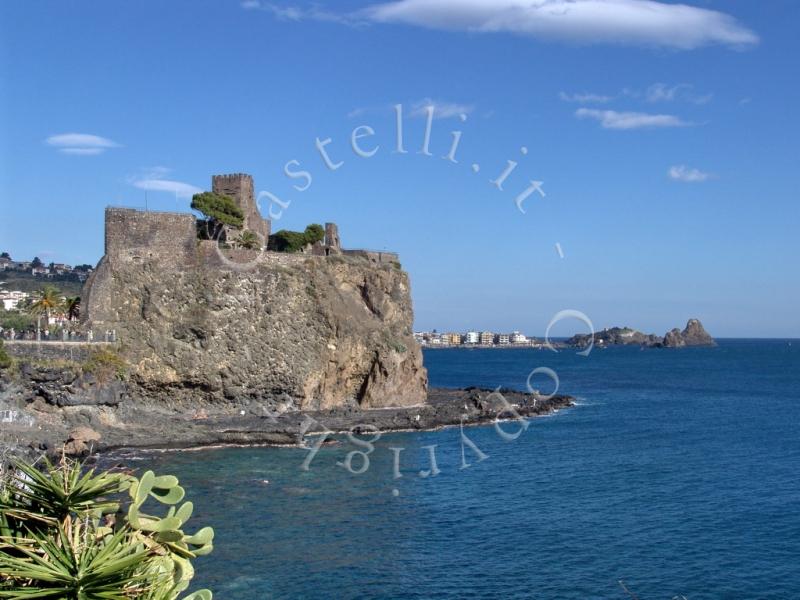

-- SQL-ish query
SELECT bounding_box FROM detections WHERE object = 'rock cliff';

[82,252,427,410]
[663,319,717,347]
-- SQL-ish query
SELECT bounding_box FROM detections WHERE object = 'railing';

[1,330,117,343]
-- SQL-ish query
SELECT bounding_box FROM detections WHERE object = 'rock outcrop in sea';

[662,318,717,347]
[565,318,716,349]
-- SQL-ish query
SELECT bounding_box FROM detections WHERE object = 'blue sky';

[1,0,798,337]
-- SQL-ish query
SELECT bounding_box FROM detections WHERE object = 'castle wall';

[342,249,400,266]
[105,208,197,267]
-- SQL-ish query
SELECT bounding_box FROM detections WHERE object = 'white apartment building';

[0,290,30,311]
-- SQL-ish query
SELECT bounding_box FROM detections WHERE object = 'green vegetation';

[0,457,214,599]
[65,296,81,321]
[268,223,325,253]
[0,340,10,370]
[234,230,260,250]
[191,192,244,240]
[82,348,128,382]
[28,285,63,321]
[0,309,33,332]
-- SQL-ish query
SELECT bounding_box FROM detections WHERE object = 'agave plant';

[0,457,214,600]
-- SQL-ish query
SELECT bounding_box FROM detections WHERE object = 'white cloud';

[128,168,202,199]
[45,133,120,155]
[346,99,474,120]
[241,1,355,25]
[132,179,203,199]
[576,108,691,129]
[409,98,474,119]
[559,91,613,103]
[668,165,713,182]
[361,0,758,50]
[646,82,712,104]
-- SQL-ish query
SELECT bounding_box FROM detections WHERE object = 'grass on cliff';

[82,347,128,382]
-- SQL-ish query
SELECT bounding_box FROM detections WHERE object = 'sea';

[134,340,800,599]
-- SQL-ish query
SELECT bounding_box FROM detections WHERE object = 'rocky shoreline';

[0,361,573,461]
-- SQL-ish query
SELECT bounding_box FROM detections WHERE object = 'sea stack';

[663,318,716,347]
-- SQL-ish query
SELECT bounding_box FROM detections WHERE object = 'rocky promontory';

[81,216,427,410]
[0,358,573,459]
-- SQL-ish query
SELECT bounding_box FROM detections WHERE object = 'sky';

[1,0,798,337]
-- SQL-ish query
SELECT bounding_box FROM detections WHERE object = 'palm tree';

[65,296,81,321]
[28,285,63,340]
[235,230,260,250]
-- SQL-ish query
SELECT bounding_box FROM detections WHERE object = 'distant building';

[0,290,29,311]
[496,333,510,345]
[511,331,528,344]
[464,331,479,344]
[445,332,462,345]
[479,331,494,345]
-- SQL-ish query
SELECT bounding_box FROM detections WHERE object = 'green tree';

[28,285,63,340]
[65,296,81,321]
[0,457,214,599]
[304,224,325,245]
[31,257,43,269]
[190,192,244,240]
[0,253,9,260]
[0,309,33,332]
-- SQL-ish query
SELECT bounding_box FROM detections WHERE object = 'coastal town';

[0,252,92,337]
[0,252,93,282]
[414,329,546,348]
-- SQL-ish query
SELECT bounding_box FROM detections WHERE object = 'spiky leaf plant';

[0,457,214,599]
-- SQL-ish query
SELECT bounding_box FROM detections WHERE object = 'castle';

[101,172,399,268]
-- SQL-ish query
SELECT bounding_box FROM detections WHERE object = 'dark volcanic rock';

[566,327,662,348]
[566,318,716,349]
[663,318,716,347]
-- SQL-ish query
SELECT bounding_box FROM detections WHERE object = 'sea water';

[140,340,800,599]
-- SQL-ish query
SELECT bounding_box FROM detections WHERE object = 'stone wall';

[342,249,401,266]
[105,208,197,267]
[4,341,113,362]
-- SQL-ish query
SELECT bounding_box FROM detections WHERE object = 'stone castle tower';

[212,173,271,242]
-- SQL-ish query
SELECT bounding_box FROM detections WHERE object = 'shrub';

[82,348,128,381]
[268,223,325,253]
[0,340,10,370]
[0,457,214,599]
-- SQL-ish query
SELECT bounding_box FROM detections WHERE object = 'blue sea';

[139,340,800,599]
